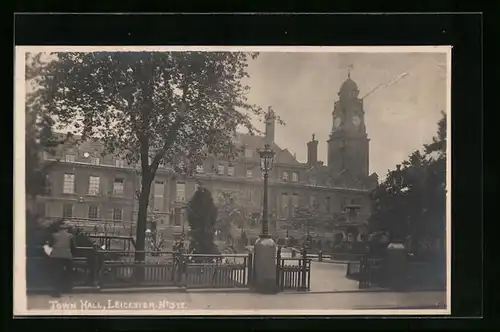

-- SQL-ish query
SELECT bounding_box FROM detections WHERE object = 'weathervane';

[347,64,354,79]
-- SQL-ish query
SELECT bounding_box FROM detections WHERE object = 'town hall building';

[35,73,378,244]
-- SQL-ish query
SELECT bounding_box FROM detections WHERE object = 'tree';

[33,51,269,261]
[369,112,447,248]
[25,53,70,249]
[215,191,247,239]
[186,187,218,255]
[291,204,333,233]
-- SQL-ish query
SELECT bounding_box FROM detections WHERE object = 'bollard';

[318,250,323,262]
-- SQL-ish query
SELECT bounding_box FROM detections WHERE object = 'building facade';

[35,74,378,241]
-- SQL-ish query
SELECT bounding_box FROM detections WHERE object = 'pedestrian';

[45,220,77,297]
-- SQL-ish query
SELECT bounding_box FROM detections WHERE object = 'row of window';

[196,163,300,182]
[53,151,302,183]
[48,147,255,168]
[62,173,188,205]
[63,174,125,196]
[48,152,146,169]
[62,203,122,221]
[59,203,183,226]
[279,193,331,216]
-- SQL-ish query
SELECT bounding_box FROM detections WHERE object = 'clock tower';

[327,73,370,183]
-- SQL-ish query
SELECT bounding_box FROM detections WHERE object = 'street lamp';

[253,142,278,294]
[259,143,275,237]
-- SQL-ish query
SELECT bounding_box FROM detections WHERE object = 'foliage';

[186,187,218,254]
[32,51,268,260]
[369,112,447,247]
[291,205,333,232]
[25,54,73,251]
[25,53,69,200]
[215,191,248,238]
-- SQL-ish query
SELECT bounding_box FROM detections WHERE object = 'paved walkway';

[25,290,446,312]
[280,248,360,292]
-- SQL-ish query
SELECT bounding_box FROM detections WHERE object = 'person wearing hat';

[45,220,77,297]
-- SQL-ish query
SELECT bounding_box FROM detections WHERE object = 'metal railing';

[276,247,311,291]
[26,248,254,292]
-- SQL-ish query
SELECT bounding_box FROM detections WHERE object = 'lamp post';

[253,143,278,294]
[259,144,274,237]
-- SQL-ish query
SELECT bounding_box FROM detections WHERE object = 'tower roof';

[339,76,359,95]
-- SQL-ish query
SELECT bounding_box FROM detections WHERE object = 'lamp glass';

[259,145,275,173]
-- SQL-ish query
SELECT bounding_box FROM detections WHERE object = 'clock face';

[352,115,361,126]
[333,117,341,128]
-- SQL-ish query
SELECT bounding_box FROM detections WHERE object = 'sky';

[242,51,448,179]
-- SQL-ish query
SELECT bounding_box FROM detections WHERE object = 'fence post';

[359,255,369,289]
[94,250,103,289]
[276,246,282,289]
[179,245,187,289]
[247,252,253,287]
[299,247,308,291]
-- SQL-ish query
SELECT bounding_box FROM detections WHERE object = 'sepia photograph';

[15,46,451,316]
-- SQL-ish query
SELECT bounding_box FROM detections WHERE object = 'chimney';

[264,106,276,145]
[307,133,318,165]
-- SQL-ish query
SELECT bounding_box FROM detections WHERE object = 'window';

[90,157,100,165]
[325,197,331,212]
[281,193,288,217]
[292,172,299,182]
[154,181,164,211]
[173,207,181,226]
[36,202,46,217]
[113,178,124,195]
[63,173,75,194]
[176,182,186,202]
[115,159,125,168]
[228,166,235,176]
[246,168,253,178]
[88,176,100,195]
[196,165,204,173]
[341,198,348,211]
[310,195,317,207]
[247,188,253,201]
[62,203,73,218]
[282,171,289,181]
[310,177,317,186]
[245,148,253,158]
[65,154,76,163]
[217,164,225,175]
[43,151,54,160]
[113,208,122,221]
[88,205,99,219]
[292,193,299,216]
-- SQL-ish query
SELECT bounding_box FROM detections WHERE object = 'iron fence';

[26,248,254,292]
[276,247,311,291]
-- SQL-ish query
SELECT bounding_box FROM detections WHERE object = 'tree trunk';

[135,173,152,262]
